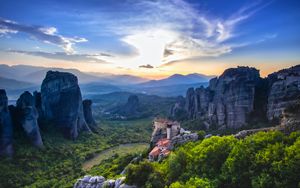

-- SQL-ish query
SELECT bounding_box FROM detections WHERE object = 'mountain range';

[0,64,213,98]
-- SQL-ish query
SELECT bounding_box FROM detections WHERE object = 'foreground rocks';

[41,71,91,139]
[0,89,13,157]
[16,91,43,147]
[74,175,136,188]
[172,65,300,129]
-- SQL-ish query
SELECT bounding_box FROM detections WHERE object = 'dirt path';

[82,143,149,171]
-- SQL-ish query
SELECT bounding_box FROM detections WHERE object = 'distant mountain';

[0,77,37,90]
[136,82,209,97]
[0,64,148,85]
[90,91,178,118]
[102,74,149,85]
[139,73,215,87]
[0,76,39,100]
[81,82,122,97]
[24,68,102,84]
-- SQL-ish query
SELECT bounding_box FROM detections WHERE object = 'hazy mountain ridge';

[1,64,211,97]
[138,73,215,87]
[0,64,148,85]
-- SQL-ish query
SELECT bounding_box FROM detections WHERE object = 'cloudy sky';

[0,0,299,78]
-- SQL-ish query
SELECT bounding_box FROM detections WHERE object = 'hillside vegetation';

[124,131,300,188]
[0,119,152,188]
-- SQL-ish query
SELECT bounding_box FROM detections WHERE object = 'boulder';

[82,99,97,128]
[41,71,90,139]
[0,89,13,157]
[171,132,198,146]
[115,177,125,188]
[16,91,43,148]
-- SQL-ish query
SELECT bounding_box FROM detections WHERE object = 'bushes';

[125,160,154,187]
[124,131,300,188]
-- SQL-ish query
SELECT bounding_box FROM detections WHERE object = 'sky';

[0,0,300,79]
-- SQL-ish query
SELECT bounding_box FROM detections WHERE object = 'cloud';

[139,64,154,69]
[0,18,87,54]
[97,0,272,66]
[7,50,111,64]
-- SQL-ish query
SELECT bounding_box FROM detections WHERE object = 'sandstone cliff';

[41,71,91,139]
[0,89,13,157]
[172,65,300,129]
[267,65,300,121]
[181,66,260,129]
[82,99,97,128]
[16,91,43,148]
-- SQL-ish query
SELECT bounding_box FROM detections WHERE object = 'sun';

[120,29,179,68]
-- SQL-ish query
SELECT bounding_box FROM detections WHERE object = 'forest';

[124,131,300,188]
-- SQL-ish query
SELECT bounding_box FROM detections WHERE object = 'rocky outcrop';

[209,67,260,128]
[110,95,142,120]
[41,71,90,139]
[171,132,198,147]
[74,175,135,188]
[172,65,300,130]
[0,89,13,157]
[82,99,97,128]
[266,65,300,121]
[33,91,43,117]
[177,66,260,129]
[280,98,300,133]
[121,95,140,116]
[169,96,186,119]
[16,91,43,148]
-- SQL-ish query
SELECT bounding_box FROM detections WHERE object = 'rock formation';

[172,65,300,129]
[122,95,140,116]
[16,91,43,148]
[0,89,13,157]
[266,65,300,121]
[111,95,142,120]
[41,71,90,139]
[82,99,97,128]
[33,91,43,118]
[74,175,135,188]
[177,66,260,129]
[280,98,300,133]
[169,96,186,119]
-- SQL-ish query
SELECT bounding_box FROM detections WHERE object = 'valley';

[82,143,148,171]
[0,65,300,187]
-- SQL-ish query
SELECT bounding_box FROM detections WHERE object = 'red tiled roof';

[157,138,171,147]
[149,147,160,156]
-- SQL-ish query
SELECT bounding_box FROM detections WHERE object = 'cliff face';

[0,89,13,157]
[182,67,260,129]
[266,65,300,121]
[82,99,97,128]
[41,71,90,139]
[173,65,300,129]
[16,91,43,148]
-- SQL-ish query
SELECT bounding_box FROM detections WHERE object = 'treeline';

[125,131,300,188]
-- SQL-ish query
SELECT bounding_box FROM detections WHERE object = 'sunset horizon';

[1,0,299,79]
